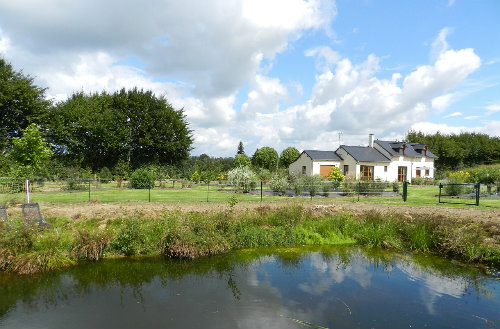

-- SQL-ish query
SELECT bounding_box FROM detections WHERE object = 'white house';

[288,134,438,182]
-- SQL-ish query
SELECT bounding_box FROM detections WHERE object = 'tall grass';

[0,205,498,275]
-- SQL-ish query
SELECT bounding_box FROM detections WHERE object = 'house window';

[343,165,349,175]
[302,166,306,175]
[384,166,388,172]
[416,169,421,178]
[360,165,374,180]
[425,169,430,176]
[398,166,407,182]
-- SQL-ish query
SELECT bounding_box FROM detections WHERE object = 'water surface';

[0,247,498,329]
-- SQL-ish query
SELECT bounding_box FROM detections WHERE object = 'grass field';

[0,180,499,209]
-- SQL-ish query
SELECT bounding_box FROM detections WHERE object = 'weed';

[72,229,109,260]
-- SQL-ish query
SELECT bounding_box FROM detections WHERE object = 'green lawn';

[1,183,498,209]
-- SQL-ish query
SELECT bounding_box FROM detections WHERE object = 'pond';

[0,247,498,329]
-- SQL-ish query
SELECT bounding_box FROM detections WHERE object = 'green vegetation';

[406,130,500,170]
[1,205,498,275]
[279,147,300,168]
[252,146,279,171]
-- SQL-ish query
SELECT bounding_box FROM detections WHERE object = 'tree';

[237,141,245,155]
[405,130,500,170]
[10,124,52,178]
[279,147,300,168]
[47,88,193,170]
[252,147,278,171]
[234,154,251,168]
[0,58,51,153]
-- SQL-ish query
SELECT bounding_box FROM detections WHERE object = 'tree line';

[405,130,500,170]
[0,58,301,182]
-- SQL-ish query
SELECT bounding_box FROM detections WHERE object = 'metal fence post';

[88,179,91,202]
[438,183,442,203]
[149,188,151,202]
[357,182,360,202]
[260,180,263,202]
[475,183,480,206]
[402,181,408,202]
[207,181,209,202]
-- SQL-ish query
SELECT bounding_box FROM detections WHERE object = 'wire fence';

[0,177,498,207]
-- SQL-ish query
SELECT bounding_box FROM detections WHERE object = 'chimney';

[368,134,374,148]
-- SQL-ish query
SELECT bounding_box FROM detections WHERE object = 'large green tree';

[279,147,300,168]
[252,146,279,171]
[48,88,193,170]
[0,58,51,153]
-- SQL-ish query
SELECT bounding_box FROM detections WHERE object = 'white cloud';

[1,2,494,156]
[240,75,289,117]
[431,27,453,62]
[444,111,462,118]
[464,115,480,120]
[411,120,500,137]
[484,104,500,112]
[431,93,454,112]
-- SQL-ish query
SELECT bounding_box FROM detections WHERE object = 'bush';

[327,167,344,185]
[99,167,113,183]
[227,166,257,193]
[304,175,322,197]
[270,174,289,195]
[129,169,156,189]
[293,175,305,196]
[111,219,145,256]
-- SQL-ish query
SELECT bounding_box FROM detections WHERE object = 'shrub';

[293,175,305,196]
[322,183,331,197]
[270,174,289,195]
[72,229,109,261]
[129,169,156,189]
[99,167,113,183]
[111,219,145,256]
[304,175,322,197]
[227,166,257,193]
[327,167,344,185]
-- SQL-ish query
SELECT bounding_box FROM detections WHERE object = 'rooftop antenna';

[338,131,343,148]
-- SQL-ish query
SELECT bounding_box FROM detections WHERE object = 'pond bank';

[1,204,499,275]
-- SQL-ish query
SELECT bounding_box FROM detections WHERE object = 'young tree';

[279,147,300,168]
[237,141,245,154]
[252,147,279,171]
[10,124,52,178]
[0,58,51,153]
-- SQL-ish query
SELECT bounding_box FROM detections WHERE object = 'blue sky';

[0,0,498,156]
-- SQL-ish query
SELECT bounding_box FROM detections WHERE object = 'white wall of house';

[289,153,313,176]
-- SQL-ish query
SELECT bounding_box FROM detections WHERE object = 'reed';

[1,205,498,275]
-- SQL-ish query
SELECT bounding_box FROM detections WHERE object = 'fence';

[0,177,409,203]
[438,183,497,206]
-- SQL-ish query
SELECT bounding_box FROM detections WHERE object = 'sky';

[0,0,498,157]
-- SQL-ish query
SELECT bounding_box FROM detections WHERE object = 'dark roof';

[340,145,391,162]
[375,140,438,159]
[303,150,343,161]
